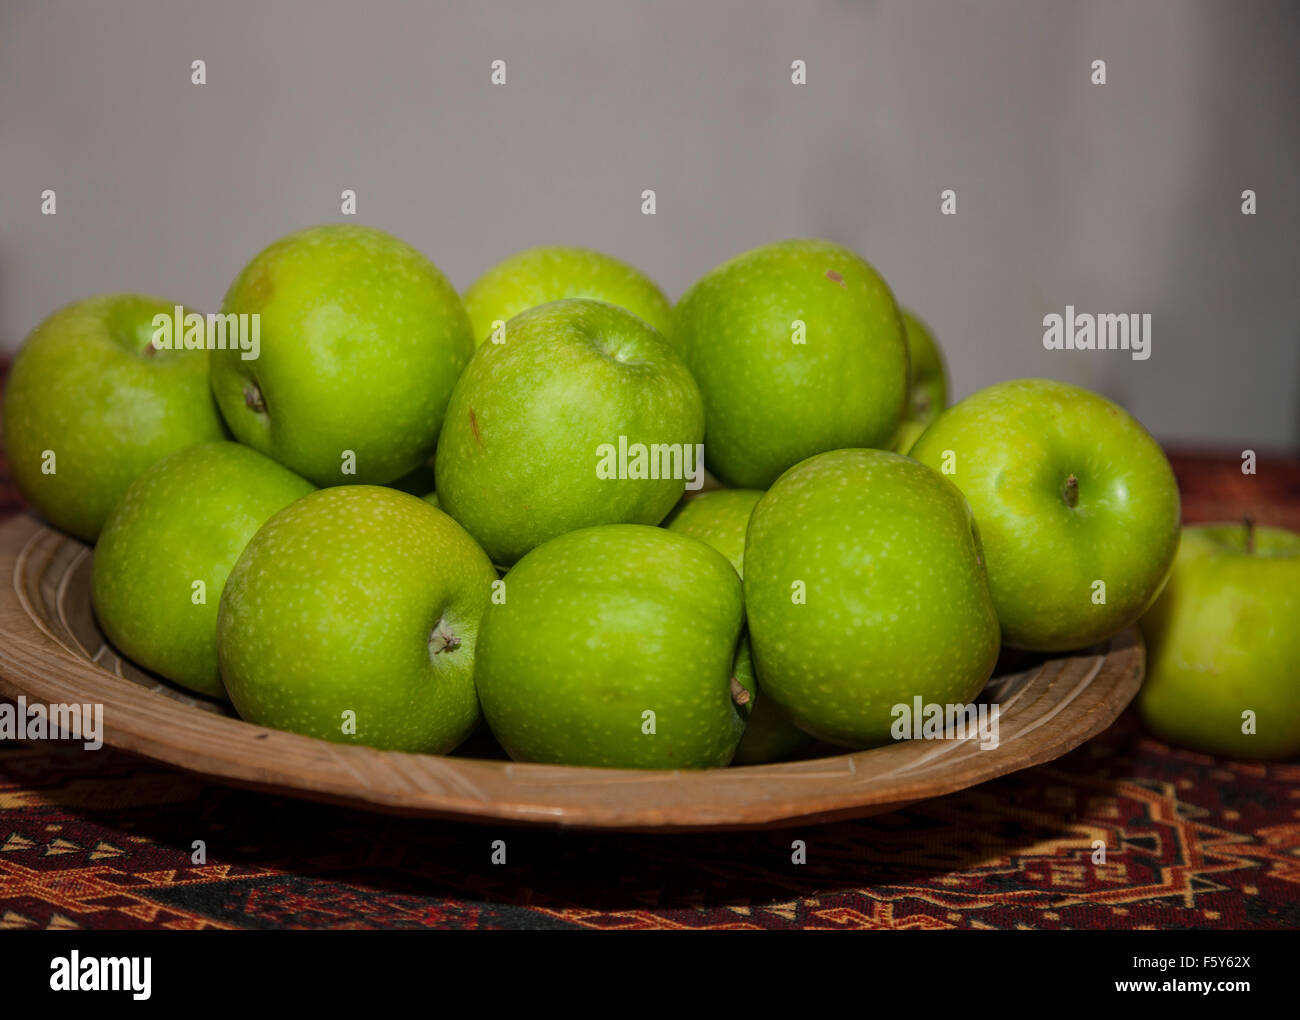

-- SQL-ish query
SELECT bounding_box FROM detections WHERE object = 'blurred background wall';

[2,0,1297,448]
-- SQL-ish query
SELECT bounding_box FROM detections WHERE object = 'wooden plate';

[0,513,1143,831]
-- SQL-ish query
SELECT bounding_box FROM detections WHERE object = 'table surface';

[0,442,1297,930]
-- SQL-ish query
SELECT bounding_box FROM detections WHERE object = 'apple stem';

[730,676,751,707]
[244,382,267,414]
[1244,513,1256,555]
[429,627,461,655]
[1062,474,1079,508]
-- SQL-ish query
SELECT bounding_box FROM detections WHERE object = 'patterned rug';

[1,711,1298,930]
[1,438,1297,930]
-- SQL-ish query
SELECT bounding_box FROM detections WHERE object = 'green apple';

[1139,521,1300,760]
[211,225,473,487]
[900,310,947,424]
[662,488,764,575]
[672,239,908,488]
[475,525,746,768]
[435,299,705,565]
[463,246,673,344]
[910,379,1181,651]
[891,419,928,456]
[2,294,226,541]
[891,309,948,452]
[421,490,441,510]
[91,441,314,698]
[729,635,815,765]
[662,488,813,763]
[217,485,497,752]
[744,449,1001,748]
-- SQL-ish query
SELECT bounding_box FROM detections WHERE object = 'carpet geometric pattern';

[2,709,1297,930]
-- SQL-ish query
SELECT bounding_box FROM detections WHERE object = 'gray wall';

[3,0,1297,448]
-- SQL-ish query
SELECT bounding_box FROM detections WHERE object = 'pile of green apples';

[3,226,1297,766]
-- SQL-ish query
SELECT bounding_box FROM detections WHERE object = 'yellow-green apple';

[474,525,746,768]
[911,379,1181,651]
[892,419,928,456]
[728,634,814,764]
[2,295,226,540]
[671,239,908,487]
[216,486,496,752]
[91,442,314,698]
[463,246,672,344]
[662,489,763,575]
[1139,521,1300,759]
[744,449,1001,748]
[211,225,473,486]
[435,299,704,566]
[891,309,948,452]
[663,488,813,763]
